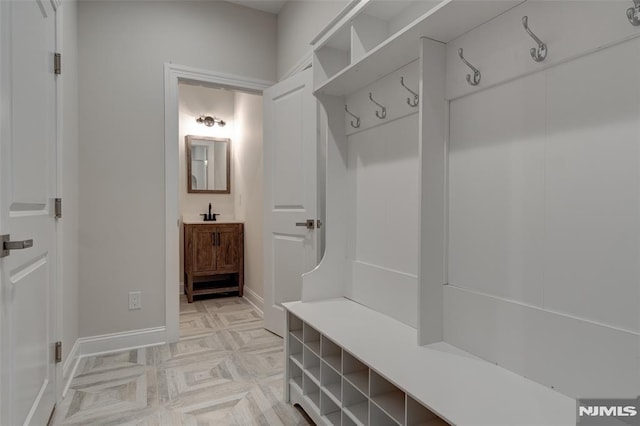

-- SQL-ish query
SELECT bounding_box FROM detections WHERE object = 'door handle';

[295,219,316,230]
[1,234,34,258]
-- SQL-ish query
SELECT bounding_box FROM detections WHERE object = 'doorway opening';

[163,64,272,342]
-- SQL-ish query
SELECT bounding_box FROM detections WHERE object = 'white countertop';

[182,214,243,224]
[182,218,244,224]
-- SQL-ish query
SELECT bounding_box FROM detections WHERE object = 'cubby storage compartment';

[289,332,303,367]
[370,371,405,424]
[321,360,342,405]
[324,409,342,426]
[343,351,369,396]
[303,372,321,411]
[351,1,441,62]
[303,323,321,355]
[407,395,447,426]
[343,413,357,426]
[315,25,351,86]
[343,379,368,425]
[289,358,303,391]
[321,390,341,423]
[370,402,400,426]
[303,346,321,385]
[321,335,342,372]
[289,312,303,341]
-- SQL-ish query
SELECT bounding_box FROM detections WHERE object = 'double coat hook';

[628,0,640,26]
[344,105,360,129]
[458,48,481,86]
[400,77,419,107]
[368,93,386,119]
[522,16,547,62]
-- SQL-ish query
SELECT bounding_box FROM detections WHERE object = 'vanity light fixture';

[196,115,226,127]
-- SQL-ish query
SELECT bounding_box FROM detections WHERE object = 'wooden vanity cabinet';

[184,223,244,302]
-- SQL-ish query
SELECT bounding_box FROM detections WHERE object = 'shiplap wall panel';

[446,35,640,398]
[349,114,419,274]
[449,71,546,306]
[346,112,419,327]
[444,285,640,399]
[543,39,640,333]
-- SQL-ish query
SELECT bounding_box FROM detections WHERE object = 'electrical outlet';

[128,291,142,310]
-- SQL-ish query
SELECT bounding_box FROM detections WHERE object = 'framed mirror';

[186,135,231,194]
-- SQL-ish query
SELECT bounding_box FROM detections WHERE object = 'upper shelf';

[314,0,524,96]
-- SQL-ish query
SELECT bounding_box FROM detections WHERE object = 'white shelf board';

[315,0,523,96]
[344,401,368,425]
[290,380,324,426]
[290,376,303,390]
[372,390,405,424]
[324,383,342,406]
[307,340,321,355]
[283,298,576,426]
[290,329,303,341]
[307,366,321,385]
[324,354,341,372]
[344,370,368,395]
[323,411,342,426]
[290,353,303,368]
[308,391,321,407]
[290,379,303,395]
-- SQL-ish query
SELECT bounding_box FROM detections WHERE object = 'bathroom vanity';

[183,220,244,302]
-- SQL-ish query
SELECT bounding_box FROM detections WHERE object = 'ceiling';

[225,0,287,14]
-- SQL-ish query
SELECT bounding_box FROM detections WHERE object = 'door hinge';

[54,53,61,75]
[55,341,62,363]
[55,198,62,219]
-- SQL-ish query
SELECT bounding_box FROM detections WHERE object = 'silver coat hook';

[400,77,419,107]
[344,105,360,128]
[628,0,640,26]
[368,92,387,119]
[522,16,547,62]
[458,48,481,86]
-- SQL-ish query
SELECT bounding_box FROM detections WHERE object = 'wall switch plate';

[129,291,142,310]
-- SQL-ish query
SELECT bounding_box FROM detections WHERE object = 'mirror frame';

[186,135,231,194]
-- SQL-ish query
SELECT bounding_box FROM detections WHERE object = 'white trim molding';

[77,327,166,358]
[61,339,80,398]
[279,52,312,82]
[243,287,264,316]
[164,63,273,343]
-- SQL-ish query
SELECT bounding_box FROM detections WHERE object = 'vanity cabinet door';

[191,225,217,273]
[215,224,242,273]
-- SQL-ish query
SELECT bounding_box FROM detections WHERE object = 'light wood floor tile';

[53,296,309,425]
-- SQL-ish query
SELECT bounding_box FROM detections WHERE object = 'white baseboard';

[62,339,80,398]
[243,287,264,316]
[78,326,166,358]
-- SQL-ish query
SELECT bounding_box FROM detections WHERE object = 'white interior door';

[0,0,58,424]
[263,68,318,336]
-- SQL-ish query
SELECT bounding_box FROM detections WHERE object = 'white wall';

[178,83,235,284]
[233,92,264,301]
[78,1,276,337]
[179,84,235,218]
[277,0,349,80]
[61,0,79,363]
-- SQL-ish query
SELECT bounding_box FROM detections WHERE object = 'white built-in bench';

[284,298,575,426]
